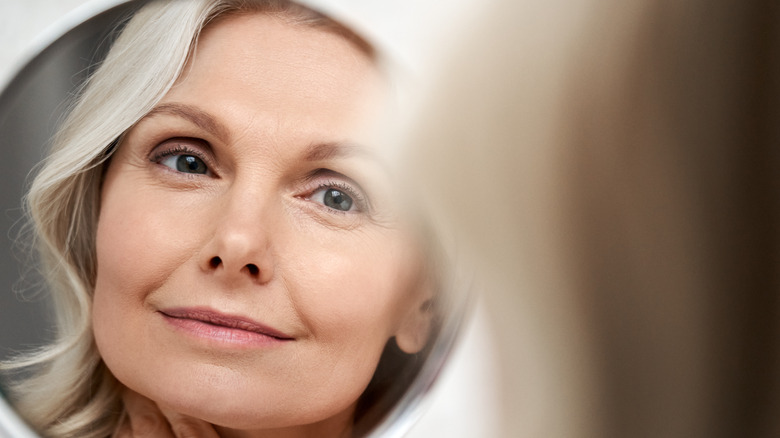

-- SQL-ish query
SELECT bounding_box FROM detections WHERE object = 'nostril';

[246,264,259,277]
[210,256,222,268]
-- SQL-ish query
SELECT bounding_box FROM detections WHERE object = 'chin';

[164,394,356,435]
[142,382,287,428]
[131,374,355,432]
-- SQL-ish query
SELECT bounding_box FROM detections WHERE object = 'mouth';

[158,307,294,345]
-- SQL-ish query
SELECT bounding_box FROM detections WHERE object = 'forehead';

[157,12,385,146]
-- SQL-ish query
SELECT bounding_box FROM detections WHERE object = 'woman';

[0,1,441,437]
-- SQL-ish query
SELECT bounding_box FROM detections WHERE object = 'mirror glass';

[0,1,467,437]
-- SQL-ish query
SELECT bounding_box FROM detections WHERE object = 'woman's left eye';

[159,154,209,174]
[309,187,358,212]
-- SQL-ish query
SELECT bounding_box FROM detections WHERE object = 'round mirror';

[0,1,467,436]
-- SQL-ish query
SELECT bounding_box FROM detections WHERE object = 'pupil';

[324,189,352,211]
[177,155,206,174]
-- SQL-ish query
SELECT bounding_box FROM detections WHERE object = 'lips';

[159,307,294,343]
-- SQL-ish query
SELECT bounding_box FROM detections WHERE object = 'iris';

[323,189,352,211]
[176,155,207,174]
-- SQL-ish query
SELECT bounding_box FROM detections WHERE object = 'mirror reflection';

[0,1,459,437]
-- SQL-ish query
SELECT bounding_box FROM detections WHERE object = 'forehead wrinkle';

[145,102,231,144]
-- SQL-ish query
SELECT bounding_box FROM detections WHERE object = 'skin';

[93,13,430,438]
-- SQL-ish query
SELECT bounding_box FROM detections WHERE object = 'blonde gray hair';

[0,1,384,436]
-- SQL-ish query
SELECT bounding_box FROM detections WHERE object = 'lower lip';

[161,314,290,348]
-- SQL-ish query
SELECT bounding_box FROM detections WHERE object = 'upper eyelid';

[302,168,361,187]
[303,169,366,196]
[149,138,214,162]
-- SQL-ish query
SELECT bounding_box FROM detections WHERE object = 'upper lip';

[159,307,294,340]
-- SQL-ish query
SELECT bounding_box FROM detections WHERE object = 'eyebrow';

[144,103,230,143]
[303,142,369,161]
[302,141,387,171]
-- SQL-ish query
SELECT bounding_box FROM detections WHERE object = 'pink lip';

[159,307,293,347]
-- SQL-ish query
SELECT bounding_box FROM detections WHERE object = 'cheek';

[92,187,157,376]
[94,192,170,307]
[92,174,204,372]
[287,237,420,415]
[95,210,152,299]
[94,171,206,301]
[291,234,417,345]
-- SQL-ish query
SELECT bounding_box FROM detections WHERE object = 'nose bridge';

[223,179,269,230]
[206,179,276,284]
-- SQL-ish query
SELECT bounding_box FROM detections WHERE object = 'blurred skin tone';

[93,13,431,438]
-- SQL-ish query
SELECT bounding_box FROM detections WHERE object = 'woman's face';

[92,13,429,436]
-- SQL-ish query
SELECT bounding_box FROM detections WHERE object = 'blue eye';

[311,187,356,212]
[159,154,208,174]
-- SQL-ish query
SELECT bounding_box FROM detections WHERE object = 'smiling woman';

[0,1,448,437]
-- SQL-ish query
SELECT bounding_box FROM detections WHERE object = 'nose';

[199,190,275,285]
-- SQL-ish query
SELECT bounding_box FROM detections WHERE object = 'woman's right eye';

[159,154,209,174]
